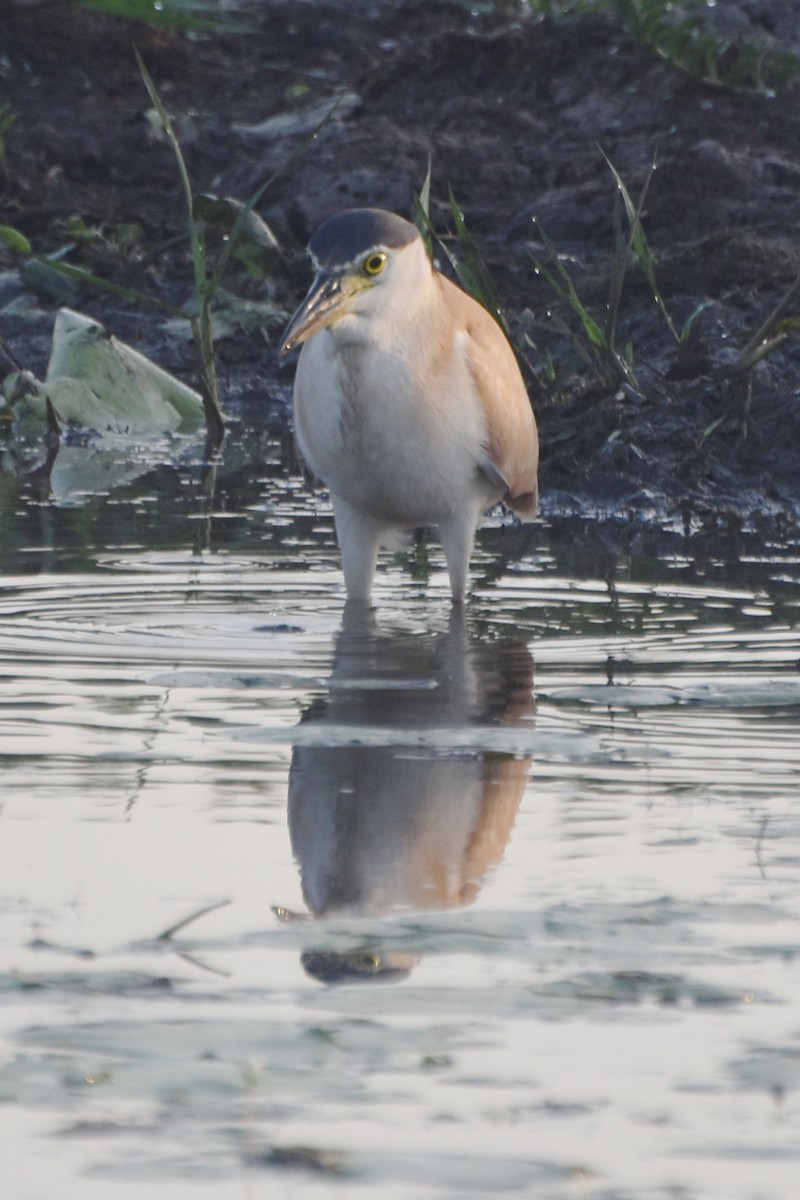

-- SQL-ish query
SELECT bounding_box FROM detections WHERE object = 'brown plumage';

[437,272,539,518]
[280,208,539,603]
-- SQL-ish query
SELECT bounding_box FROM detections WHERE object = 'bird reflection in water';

[283,605,534,985]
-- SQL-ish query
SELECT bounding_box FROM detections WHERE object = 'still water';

[1,419,799,1200]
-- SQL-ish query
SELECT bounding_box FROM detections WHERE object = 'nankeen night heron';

[279,207,539,604]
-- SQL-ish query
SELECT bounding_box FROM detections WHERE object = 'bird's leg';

[438,510,480,605]
[331,495,383,604]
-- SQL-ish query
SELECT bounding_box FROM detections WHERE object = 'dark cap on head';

[309,208,419,270]
[301,948,413,986]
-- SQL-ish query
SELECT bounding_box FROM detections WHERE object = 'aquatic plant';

[136,50,224,441]
[5,56,334,447]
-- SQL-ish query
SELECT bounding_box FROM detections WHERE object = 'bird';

[279,207,538,604]
[286,607,534,984]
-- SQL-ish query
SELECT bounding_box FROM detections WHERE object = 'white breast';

[293,322,495,528]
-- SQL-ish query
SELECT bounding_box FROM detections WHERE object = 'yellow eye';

[363,252,387,276]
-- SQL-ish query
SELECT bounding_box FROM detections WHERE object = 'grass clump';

[524,0,800,95]
[416,159,702,393]
[415,162,509,334]
[62,0,251,33]
[529,155,700,392]
[416,154,800,404]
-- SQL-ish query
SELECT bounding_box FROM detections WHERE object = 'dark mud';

[3,0,800,530]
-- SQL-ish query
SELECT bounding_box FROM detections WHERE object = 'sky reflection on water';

[1,427,799,1198]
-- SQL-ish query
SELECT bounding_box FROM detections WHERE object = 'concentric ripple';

[1,530,799,1200]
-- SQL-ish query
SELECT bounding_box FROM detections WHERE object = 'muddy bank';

[2,0,800,527]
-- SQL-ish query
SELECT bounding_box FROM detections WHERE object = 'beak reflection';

[284,607,536,985]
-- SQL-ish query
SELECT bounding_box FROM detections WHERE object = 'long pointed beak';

[279,270,348,356]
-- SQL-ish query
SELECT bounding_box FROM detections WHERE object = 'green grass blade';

[136,49,206,304]
[0,225,31,255]
[534,220,607,348]
[413,157,435,256]
[135,48,223,430]
[602,150,682,343]
[447,188,507,330]
[679,298,715,343]
[69,0,252,32]
[418,156,433,222]
[31,256,183,317]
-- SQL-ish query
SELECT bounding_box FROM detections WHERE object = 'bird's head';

[279,208,426,355]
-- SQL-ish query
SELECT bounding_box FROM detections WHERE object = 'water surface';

[1,425,799,1199]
